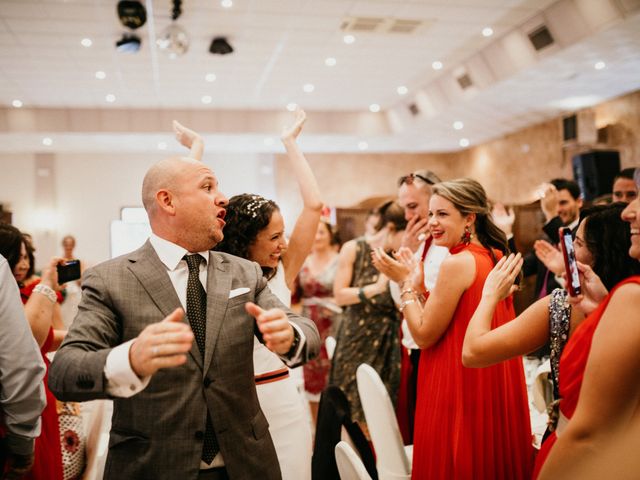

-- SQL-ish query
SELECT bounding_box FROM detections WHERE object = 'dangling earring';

[461,225,473,245]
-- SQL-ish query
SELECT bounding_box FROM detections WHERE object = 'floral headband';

[244,195,271,218]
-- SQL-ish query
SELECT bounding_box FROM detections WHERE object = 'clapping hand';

[566,261,608,316]
[395,247,425,294]
[371,246,411,283]
[534,239,564,275]
[281,107,307,143]
[491,202,515,237]
[481,253,523,301]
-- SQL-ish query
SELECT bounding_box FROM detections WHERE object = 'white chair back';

[356,363,411,480]
[325,335,337,360]
[335,441,372,480]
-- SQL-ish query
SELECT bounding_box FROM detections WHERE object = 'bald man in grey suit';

[49,157,320,480]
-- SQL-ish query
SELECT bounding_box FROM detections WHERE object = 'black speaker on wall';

[572,150,620,201]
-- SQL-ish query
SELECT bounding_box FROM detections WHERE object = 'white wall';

[0,151,279,271]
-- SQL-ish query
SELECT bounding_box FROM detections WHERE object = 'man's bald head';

[142,156,199,218]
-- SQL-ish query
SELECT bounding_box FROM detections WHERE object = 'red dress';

[20,282,64,480]
[412,244,534,480]
[532,275,640,478]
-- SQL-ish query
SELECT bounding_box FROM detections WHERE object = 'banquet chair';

[356,364,411,480]
[335,441,373,480]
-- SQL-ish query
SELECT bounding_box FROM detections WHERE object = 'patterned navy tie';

[184,254,219,463]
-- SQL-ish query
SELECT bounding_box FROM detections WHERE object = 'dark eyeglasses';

[397,173,437,187]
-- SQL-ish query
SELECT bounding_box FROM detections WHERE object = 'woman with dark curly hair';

[175,108,322,480]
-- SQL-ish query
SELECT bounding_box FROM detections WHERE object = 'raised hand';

[491,202,515,237]
[481,253,523,301]
[245,302,294,355]
[400,215,430,253]
[281,107,307,143]
[567,261,608,316]
[534,239,564,275]
[539,183,559,221]
[129,308,194,378]
[173,120,201,149]
[41,256,65,290]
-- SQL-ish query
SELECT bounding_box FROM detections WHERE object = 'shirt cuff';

[5,433,36,456]
[104,339,151,397]
[278,322,306,367]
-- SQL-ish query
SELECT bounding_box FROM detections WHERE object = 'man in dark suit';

[49,156,320,480]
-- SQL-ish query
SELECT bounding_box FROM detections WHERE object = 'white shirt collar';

[149,233,208,271]
[567,217,580,230]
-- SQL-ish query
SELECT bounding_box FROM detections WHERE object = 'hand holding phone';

[558,228,581,296]
[57,259,81,284]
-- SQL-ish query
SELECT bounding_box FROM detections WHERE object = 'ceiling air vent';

[456,73,473,90]
[341,17,385,32]
[388,19,422,34]
[341,17,426,34]
[408,103,420,116]
[528,25,554,51]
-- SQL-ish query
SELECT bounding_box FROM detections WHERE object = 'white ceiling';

[1,0,640,153]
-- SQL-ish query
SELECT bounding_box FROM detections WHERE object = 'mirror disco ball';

[156,24,189,58]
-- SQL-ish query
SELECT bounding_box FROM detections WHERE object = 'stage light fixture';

[116,33,141,53]
[117,1,147,29]
[209,37,233,55]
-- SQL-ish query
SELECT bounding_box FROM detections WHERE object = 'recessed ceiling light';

[201,95,212,104]
[205,73,217,82]
[432,60,443,70]
[369,103,380,113]
[105,94,116,103]
[286,103,297,112]
[343,35,355,45]
[42,137,53,146]
[358,141,368,151]
[157,141,167,150]
[12,99,23,108]
[221,0,233,8]
[453,121,464,130]
[459,138,469,147]
[95,71,106,80]
[594,61,606,70]
[325,57,337,67]
[303,83,315,93]
[482,27,494,37]
[81,38,93,47]
[397,86,408,95]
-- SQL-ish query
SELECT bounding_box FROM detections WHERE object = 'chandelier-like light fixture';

[157,0,190,59]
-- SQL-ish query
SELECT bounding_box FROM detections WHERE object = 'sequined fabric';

[548,288,571,400]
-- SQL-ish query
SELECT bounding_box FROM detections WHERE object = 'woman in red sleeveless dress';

[377,178,533,479]
[536,172,640,478]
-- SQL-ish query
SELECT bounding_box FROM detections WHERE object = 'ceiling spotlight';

[325,57,337,67]
[116,33,141,53]
[343,34,355,45]
[42,137,53,146]
[209,37,233,55]
[117,1,147,29]
[286,103,297,112]
[453,121,464,130]
[358,141,368,151]
[105,94,116,103]
[459,138,469,147]
[482,27,494,37]
[205,73,217,82]
[303,83,315,93]
[201,95,212,104]
[95,71,106,80]
[221,0,233,8]
[157,141,167,150]
[157,24,190,59]
[369,103,380,113]
[81,38,93,47]
[397,86,408,95]
[432,61,443,70]
[594,61,606,70]
[12,99,23,108]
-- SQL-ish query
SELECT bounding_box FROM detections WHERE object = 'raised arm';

[173,120,204,160]
[279,108,323,288]
[462,253,549,367]
[23,257,63,347]
[538,282,640,479]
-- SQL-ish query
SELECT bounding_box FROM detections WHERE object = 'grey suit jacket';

[49,241,320,480]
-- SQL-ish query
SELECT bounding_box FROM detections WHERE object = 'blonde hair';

[433,178,509,261]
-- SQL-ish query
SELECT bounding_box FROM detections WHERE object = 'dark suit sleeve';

[251,264,320,366]
[543,216,563,244]
[49,267,122,401]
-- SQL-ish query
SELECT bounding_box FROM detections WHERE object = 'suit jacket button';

[195,431,204,440]
[203,377,212,387]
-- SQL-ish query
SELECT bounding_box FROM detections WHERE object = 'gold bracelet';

[399,299,416,312]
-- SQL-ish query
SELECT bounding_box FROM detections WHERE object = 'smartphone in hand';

[57,259,81,284]
[558,228,581,296]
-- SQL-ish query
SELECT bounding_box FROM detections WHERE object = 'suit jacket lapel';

[203,252,231,374]
[127,240,203,371]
